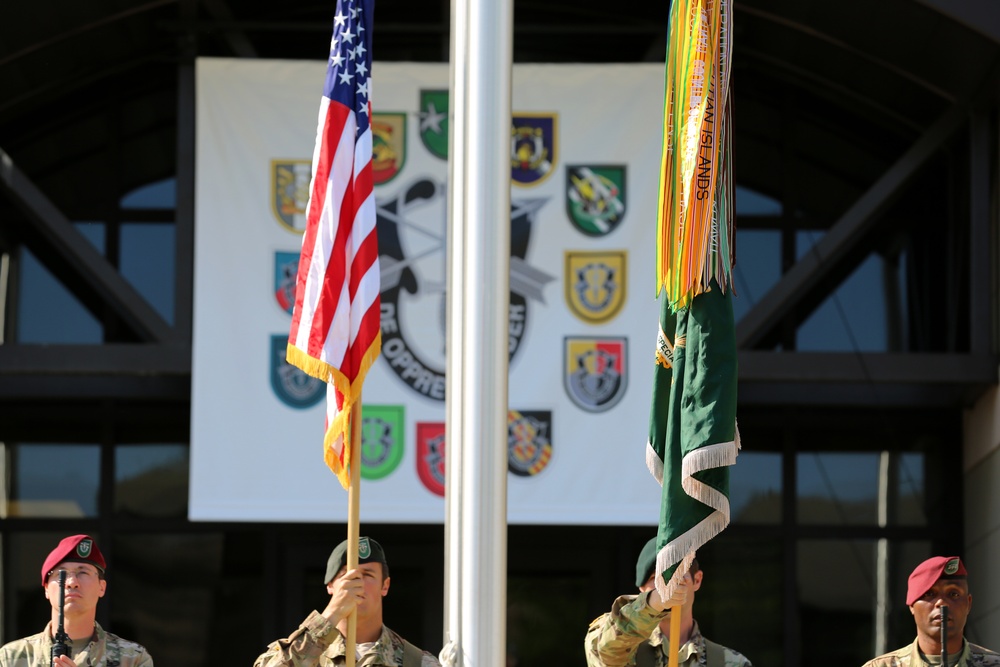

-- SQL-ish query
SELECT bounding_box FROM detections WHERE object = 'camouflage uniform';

[863,640,1000,667]
[253,611,440,667]
[585,592,751,667]
[0,622,152,667]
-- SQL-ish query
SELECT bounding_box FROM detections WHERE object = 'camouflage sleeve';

[0,644,20,667]
[969,645,1000,667]
[584,593,666,667]
[723,647,751,667]
[122,644,154,667]
[253,612,338,667]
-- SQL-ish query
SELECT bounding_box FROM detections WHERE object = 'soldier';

[0,534,153,667]
[585,538,751,667]
[863,556,1000,667]
[254,536,439,667]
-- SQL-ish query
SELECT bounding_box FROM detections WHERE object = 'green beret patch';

[76,539,93,558]
[944,558,960,575]
[359,537,371,559]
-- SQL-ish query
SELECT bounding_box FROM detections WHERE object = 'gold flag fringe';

[287,333,382,489]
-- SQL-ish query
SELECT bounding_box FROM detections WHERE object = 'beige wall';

[963,384,1000,650]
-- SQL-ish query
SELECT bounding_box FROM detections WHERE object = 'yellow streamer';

[656,0,735,311]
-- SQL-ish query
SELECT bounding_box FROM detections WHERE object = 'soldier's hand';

[648,578,690,611]
[322,569,365,624]
[52,655,79,667]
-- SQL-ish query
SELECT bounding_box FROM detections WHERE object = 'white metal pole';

[444,0,512,666]
[443,0,469,656]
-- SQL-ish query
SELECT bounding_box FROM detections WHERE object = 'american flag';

[287,0,381,489]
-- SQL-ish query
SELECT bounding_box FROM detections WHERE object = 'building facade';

[1,1,998,666]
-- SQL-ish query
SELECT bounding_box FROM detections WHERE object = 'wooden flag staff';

[668,605,681,667]
[345,393,363,667]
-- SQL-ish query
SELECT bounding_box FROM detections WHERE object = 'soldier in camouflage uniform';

[863,556,1000,667]
[254,536,439,667]
[585,538,751,667]
[0,534,153,667]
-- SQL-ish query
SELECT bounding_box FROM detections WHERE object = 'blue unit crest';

[269,334,324,409]
[511,114,557,187]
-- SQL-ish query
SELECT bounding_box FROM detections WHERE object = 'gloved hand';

[648,577,689,611]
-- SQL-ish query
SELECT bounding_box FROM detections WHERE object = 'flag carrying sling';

[287,0,380,489]
[647,0,739,602]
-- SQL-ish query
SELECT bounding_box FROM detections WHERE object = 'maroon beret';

[40,535,106,586]
[906,556,967,605]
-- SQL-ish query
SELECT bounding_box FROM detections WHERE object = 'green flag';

[646,280,738,597]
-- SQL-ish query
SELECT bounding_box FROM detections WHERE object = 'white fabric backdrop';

[191,58,666,524]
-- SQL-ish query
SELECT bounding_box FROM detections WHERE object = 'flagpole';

[443,0,512,665]
[667,607,681,667]
[345,395,363,667]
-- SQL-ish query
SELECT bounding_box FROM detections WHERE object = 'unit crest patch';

[372,112,407,185]
[360,405,405,480]
[507,410,553,476]
[76,539,93,558]
[564,250,627,324]
[269,335,324,409]
[419,90,449,159]
[274,251,299,315]
[563,337,628,412]
[511,114,557,186]
[566,165,626,236]
[415,422,446,497]
[271,159,312,233]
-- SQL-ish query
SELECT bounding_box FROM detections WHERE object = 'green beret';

[325,536,388,584]
[636,537,658,588]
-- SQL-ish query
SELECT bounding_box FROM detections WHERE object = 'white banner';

[191,58,667,524]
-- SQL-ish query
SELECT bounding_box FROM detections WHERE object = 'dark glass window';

[120,223,176,324]
[797,452,926,527]
[730,451,781,524]
[4,443,100,518]
[114,444,189,518]
[796,240,891,352]
[508,573,592,666]
[798,539,877,666]
[697,535,783,667]
[119,177,177,324]
[733,185,782,325]
[798,539,931,663]
[120,178,177,210]
[733,229,781,324]
[798,452,881,525]
[109,533,226,663]
[6,532,69,639]
[15,223,105,344]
